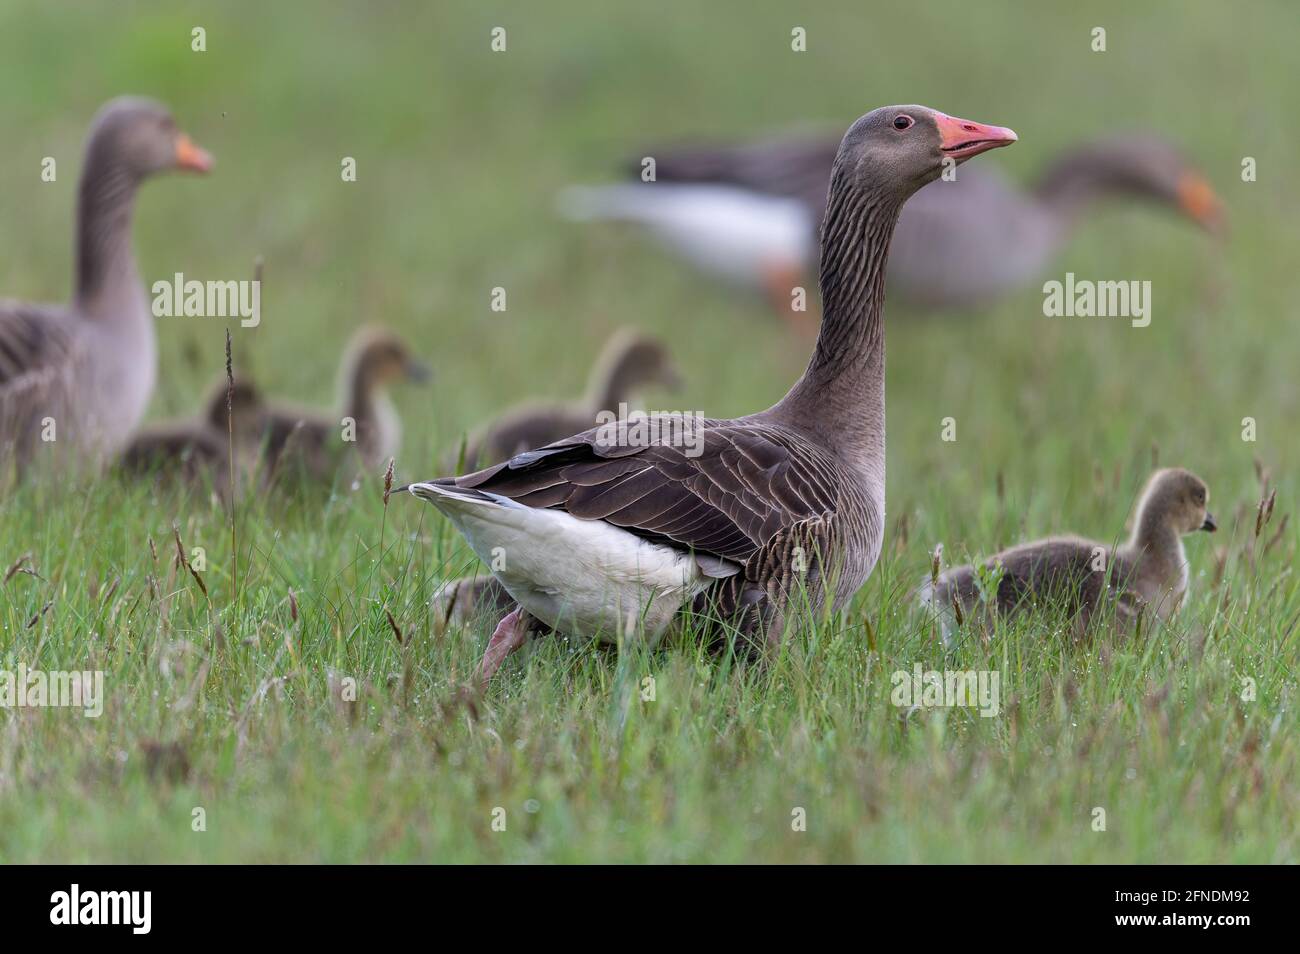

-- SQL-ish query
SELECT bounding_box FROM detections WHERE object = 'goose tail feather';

[408,480,526,510]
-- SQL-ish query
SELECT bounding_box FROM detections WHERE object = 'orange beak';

[175,133,214,174]
[1177,172,1225,236]
[935,112,1018,162]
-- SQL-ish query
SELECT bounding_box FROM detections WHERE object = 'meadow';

[0,1,1295,862]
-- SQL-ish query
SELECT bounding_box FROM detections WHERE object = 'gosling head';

[204,377,265,436]
[1137,468,1217,538]
[347,327,432,395]
[834,105,1017,201]
[602,330,684,394]
[85,97,213,180]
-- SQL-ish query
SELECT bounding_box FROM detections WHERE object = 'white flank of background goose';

[559,183,812,315]
[409,105,1018,684]
[564,131,1222,314]
[0,97,211,472]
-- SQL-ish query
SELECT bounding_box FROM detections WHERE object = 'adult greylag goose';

[118,377,265,497]
[454,329,682,471]
[0,97,212,472]
[563,133,1221,313]
[409,105,1018,684]
[922,468,1215,643]
[437,332,681,626]
[261,326,430,482]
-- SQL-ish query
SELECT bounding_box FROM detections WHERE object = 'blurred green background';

[4,0,1296,497]
[0,1,1295,862]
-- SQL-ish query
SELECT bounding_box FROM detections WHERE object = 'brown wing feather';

[0,302,83,455]
[0,302,79,390]
[452,417,843,565]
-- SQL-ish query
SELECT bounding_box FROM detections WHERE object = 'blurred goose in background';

[922,467,1215,643]
[409,106,1018,685]
[453,329,682,472]
[562,132,1222,315]
[0,97,212,472]
[262,326,430,482]
[119,377,264,498]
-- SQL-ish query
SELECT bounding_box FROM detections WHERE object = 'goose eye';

[892,115,914,131]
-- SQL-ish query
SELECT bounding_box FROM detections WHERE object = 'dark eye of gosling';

[892,115,914,131]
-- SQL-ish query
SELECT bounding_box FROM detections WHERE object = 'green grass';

[0,0,1296,862]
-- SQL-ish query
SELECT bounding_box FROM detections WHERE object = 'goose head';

[85,97,213,180]
[1114,138,1225,235]
[1036,136,1225,235]
[834,105,1017,199]
[1138,467,1216,537]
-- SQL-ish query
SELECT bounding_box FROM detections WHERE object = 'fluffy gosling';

[454,329,681,471]
[119,377,264,498]
[261,326,430,482]
[922,468,1216,642]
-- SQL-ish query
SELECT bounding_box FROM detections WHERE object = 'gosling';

[119,377,264,498]
[453,328,681,471]
[922,468,1216,642]
[261,326,430,482]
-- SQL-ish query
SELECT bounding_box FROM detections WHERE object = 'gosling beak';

[1177,172,1226,236]
[405,359,433,384]
[935,112,1018,163]
[1201,512,1218,532]
[175,134,214,174]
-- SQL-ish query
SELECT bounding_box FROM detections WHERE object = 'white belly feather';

[412,483,728,644]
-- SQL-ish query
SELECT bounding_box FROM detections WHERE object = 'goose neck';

[1033,150,1129,225]
[775,170,900,457]
[74,158,142,314]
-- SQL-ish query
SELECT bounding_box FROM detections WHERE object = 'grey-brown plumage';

[632,133,1223,310]
[261,326,430,482]
[118,378,264,499]
[923,468,1216,641]
[0,98,211,474]
[411,106,1018,673]
[454,329,682,471]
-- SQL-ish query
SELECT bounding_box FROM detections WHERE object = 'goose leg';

[480,605,534,685]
